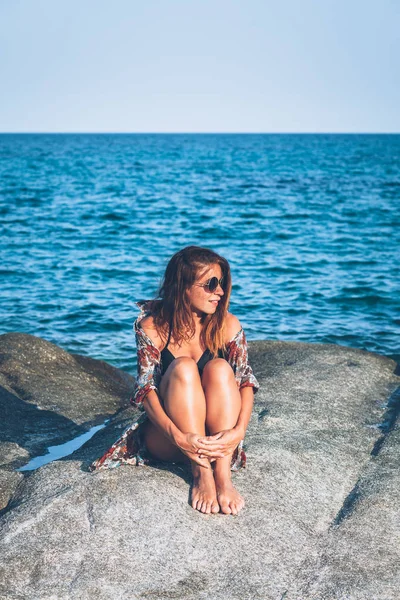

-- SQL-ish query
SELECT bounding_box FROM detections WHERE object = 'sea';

[1,133,399,377]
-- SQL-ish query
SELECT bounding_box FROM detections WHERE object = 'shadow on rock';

[0,384,92,468]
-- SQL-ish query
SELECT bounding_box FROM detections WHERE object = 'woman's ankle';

[213,456,233,481]
[191,461,213,478]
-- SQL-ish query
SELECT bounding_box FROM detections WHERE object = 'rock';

[0,340,399,600]
[0,469,23,516]
[0,332,135,509]
[290,393,400,600]
[0,443,28,512]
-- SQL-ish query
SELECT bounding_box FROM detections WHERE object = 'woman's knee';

[166,356,201,384]
[202,358,234,384]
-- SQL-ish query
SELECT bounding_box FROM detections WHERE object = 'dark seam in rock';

[330,384,400,528]
[331,480,362,528]
[86,496,95,531]
[0,484,73,519]
[370,384,400,457]
[0,485,23,519]
[68,559,84,593]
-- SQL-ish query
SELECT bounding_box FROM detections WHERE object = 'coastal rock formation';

[0,336,399,600]
[0,332,135,508]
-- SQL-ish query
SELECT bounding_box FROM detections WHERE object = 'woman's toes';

[234,498,244,513]
[229,502,238,516]
[211,501,220,514]
[219,499,232,514]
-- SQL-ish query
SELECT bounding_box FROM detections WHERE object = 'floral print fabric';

[90,300,259,472]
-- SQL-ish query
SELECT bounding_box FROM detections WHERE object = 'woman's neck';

[191,309,207,329]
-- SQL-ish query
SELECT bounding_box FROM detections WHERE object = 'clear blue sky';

[1,0,399,132]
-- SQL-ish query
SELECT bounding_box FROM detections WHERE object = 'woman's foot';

[214,459,245,515]
[191,464,220,514]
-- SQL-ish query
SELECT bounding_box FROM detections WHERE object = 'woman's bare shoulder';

[140,314,156,329]
[224,312,242,343]
[139,315,164,350]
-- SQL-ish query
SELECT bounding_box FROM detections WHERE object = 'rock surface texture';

[0,336,399,600]
[0,333,134,509]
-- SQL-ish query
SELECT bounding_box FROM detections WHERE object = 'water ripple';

[1,133,399,372]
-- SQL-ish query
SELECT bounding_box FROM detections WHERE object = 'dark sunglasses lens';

[208,277,222,292]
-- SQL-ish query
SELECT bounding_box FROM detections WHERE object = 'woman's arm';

[234,385,254,438]
[143,390,217,467]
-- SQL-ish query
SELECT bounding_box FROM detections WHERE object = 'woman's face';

[186,263,224,316]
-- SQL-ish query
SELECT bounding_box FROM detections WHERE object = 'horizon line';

[0,131,399,135]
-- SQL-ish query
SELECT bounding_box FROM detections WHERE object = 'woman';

[90,246,259,516]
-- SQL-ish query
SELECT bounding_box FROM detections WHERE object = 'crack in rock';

[258,407,269,421]
[331,384,400,528]
[68,558,84,594]
[371,385,400,457]
[85,495,95,531]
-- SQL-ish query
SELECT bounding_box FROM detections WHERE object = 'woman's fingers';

[186,451,210,468]
[198,448,225,458]
[191,452,206,465]
[198,433,223,444]
[186,432,238,460]
[198,453,224,460]
[196,438,225,449]
[197,442,226,453]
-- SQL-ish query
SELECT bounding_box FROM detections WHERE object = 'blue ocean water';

[1,133,399,375]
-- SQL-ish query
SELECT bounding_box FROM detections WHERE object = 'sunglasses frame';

[194,276,225,293]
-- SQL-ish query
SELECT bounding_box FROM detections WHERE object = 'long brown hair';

[150,246,232,356]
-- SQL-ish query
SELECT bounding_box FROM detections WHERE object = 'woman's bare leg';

[143,357,219,514]
[201,359,245,515]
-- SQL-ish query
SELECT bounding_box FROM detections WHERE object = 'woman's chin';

[192,302,218,316]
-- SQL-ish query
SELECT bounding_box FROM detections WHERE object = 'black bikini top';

[160,325,222,376]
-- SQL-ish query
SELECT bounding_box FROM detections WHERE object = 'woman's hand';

[176,432,224,468]
[196,428,244,458]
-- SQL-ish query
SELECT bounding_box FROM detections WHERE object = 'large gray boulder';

[0,338,399,600]
[0,333,135,509]
[294,420,400,599]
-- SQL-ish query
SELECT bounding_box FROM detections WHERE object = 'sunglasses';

[194,276,224,293]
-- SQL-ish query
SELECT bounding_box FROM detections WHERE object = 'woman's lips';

[210,300,219,305]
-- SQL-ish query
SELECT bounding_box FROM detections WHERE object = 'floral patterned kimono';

[90,300,259,473]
